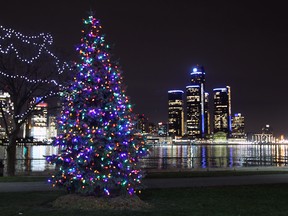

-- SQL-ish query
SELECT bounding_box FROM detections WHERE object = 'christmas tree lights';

[46,15,148,197]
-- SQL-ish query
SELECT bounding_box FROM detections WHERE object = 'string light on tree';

[0,70,61,85]
[0,25,71,74]
[0,22,75,176]
[46,15,148,197]
[14,91,59,120]
[0,25,72,125]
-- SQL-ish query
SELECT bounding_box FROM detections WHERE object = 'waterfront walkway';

[144,174,288,188]
[1,173,288,192]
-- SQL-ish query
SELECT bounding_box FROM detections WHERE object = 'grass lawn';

[1,184,288,216]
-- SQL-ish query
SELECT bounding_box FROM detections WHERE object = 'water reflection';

[0,145,59,175]
[1,143,288,174]
[142,143,288,169]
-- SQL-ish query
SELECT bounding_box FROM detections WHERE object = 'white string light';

[0,25,72,74]
[0,25,71,123]
[14,90,60,120]
[0,70,62,86]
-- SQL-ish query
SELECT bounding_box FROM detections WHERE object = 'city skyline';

[1,1,288,136]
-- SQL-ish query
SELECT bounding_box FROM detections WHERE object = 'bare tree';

[0,25,72,176]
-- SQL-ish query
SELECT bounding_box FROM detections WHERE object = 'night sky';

[1,1,288,136]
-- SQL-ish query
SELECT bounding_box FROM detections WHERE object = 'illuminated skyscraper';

[135,114,149,134]
[204,92,210,135]
[231,113,245,138]
[186,65,209,138]
[168,90,184,137]
[158,122,168,137]
[47,115,57,140]
[147,122,157,135]
[213,86,232,136]
[0,90,12,139]
[30,101,48,141]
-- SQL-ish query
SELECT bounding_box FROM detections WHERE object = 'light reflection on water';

[1,143,288,174]
[141,143,288,169]
[0,145,58,174]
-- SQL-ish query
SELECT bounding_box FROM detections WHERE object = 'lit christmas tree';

[46,15,148,197]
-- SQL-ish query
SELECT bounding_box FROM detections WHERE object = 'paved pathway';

[0,181,56,192]
[1,174,288,192]
[143,174,288,188]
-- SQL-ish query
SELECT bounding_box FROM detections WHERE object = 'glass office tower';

[231,113,245,138]
[0,90,12,139]
[213,86,232,136]
[30,102,48,141]
[186,65,209,139]
[168,90,184,137]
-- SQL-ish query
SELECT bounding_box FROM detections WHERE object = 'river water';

[1,143,288,174]
[143,143,288,169]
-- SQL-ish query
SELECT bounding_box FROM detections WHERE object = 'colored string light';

[46,15,148,197]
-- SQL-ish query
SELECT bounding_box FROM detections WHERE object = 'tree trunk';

[6,135,18,176]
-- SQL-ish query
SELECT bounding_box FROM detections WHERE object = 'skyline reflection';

[1,143,288,174]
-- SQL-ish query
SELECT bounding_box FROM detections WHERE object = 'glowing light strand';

[14,91,59,120]
[0,70,61,86]
[0,26,70,121]
[0,25,71,74]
